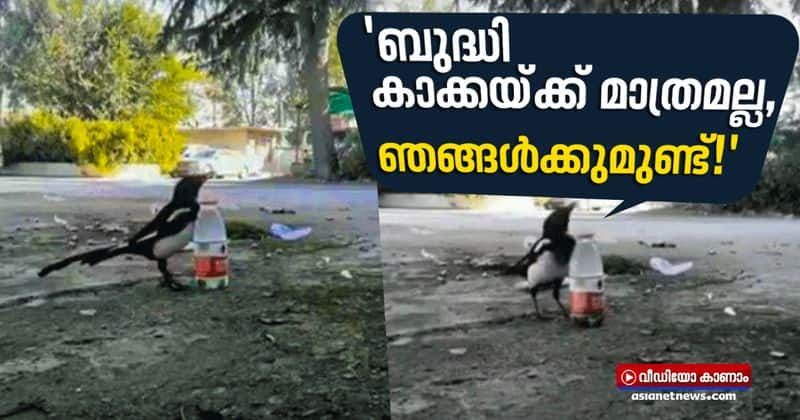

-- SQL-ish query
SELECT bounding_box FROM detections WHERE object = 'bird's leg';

[552,278,570,319]
[530,284,552,320]
[157,259,186,291]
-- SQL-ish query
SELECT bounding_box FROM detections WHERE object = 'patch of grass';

[603,254,647,275]
[225,219,266,240]
[258,236,350,255]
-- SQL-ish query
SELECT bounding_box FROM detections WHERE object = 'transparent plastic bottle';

[192,201,229,290]
[568,234,606,327]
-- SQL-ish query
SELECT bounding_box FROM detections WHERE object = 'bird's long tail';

[38,244,130,277]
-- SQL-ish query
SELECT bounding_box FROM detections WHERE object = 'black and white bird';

[505,203,576,319]
[38,175,207,290]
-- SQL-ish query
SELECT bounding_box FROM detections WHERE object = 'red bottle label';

[570,291,605,315]
[195,256,228,278]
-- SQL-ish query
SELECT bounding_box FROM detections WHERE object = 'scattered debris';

[389,337,414,347]
[455,273,466,281]
[439,269,448,277]
[449,347,467,356]
[637,354,668,363]
[639,240,677,248]
[707,249,717,256]
[430,375,488,386]
[79,309,97,317]
[557,374,587,386]
[340,270,353,279]
[43,194,65,202]
[770,351,787,359]
[260,207,296,215]
[724,307,737,317]
[99,223,129,235]
[263,333,276,343]
[53,215,69,227]
[269,223,312,241]
[649,257,693,276]
[410,227,435,235]
[421,249,446,266]
[780,367,800,375]
[258,318,296,326]
[639,329,655,336]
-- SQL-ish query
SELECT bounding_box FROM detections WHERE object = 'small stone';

[455,274,466,281]
[770,351,787,359]
[439,269,448,277]
[449,347,467,356]
[79,309,97,316]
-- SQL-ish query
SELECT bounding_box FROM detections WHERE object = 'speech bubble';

[338,13,798,216]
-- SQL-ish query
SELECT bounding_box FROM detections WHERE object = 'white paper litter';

[269,223,312,241]
[421,249,445,265]
[340,269,353,279]
[54,215,69,227]
[723,306,736,316]
[649,257,693,276]
[43,194,65,202]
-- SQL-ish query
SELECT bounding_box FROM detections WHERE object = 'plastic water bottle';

[568,234,606,327]
[192,200,229,290]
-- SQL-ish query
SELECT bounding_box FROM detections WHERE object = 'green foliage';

[721,141,800,215]
[12,0,202,123]
[336,130,370,180]
[0,111,185,174]
[225,219,266,241]
[328,9,347,88]
[0,111,72,163]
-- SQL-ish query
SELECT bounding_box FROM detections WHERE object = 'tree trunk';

[300,0,334,180]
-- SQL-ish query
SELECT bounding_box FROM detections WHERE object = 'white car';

[176,146,249,179]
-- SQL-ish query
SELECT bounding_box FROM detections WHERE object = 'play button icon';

[620,369,637,386]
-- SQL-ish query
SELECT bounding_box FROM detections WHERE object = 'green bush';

[0,111,184,174]
[336,130,370,180]
[0,111,73,164]
[722,144,800,214]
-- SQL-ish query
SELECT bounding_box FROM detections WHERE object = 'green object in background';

[329,88,354,116]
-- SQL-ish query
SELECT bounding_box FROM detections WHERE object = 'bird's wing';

[129,202,200,243]
[154,202,200,238]
[505,238,552,275]
[128,203,176,243]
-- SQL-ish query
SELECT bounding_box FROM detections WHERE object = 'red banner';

[616,363,751,390]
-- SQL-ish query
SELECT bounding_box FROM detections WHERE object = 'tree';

[164,0,364,180]
[0,0,39,119]
[480,0,751,13]
[11,0,202,124]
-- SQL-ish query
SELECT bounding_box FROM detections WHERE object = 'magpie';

[38,175,208,290]
[505,203,576,320]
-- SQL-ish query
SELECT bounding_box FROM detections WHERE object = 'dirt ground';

[380,210,800,420]
[0,194,390,419]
